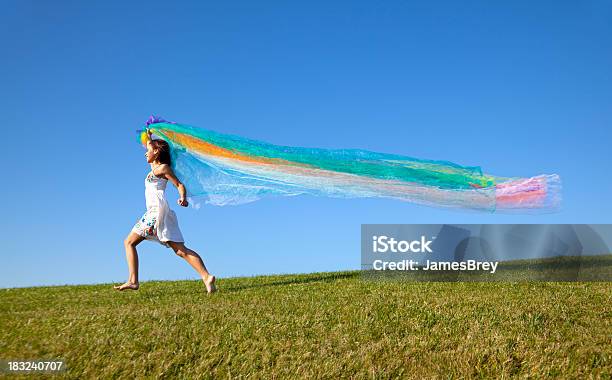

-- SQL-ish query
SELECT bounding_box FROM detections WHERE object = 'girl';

[114,132,217,293]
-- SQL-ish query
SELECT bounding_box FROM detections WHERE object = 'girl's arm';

[157,164,189,207]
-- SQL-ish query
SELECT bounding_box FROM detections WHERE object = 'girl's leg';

[167,241,216,293]
[114,232,145,291]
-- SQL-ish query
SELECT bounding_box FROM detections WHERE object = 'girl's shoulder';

[152,163,171,177]
[155,163,173,175]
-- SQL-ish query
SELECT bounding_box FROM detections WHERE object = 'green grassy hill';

[1,257,611,378]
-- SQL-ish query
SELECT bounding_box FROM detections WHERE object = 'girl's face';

[145,142,157,163]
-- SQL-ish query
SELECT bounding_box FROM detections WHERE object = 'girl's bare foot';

[204,275,216,294]
[113,282,139,291]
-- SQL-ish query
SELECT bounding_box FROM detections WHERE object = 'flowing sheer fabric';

[137,117,561,213]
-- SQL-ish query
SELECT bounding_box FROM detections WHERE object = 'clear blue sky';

[2,1,611,288]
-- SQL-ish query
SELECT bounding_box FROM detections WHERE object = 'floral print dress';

[131,167,184,247]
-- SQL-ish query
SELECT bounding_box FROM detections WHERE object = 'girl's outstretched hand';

[178,198,189,207]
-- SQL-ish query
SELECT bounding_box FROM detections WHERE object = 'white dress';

[131,167,185,247]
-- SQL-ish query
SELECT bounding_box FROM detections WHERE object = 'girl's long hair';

[149,139,171,165]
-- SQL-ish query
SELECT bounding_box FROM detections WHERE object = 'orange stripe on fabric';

[164,130,312,167]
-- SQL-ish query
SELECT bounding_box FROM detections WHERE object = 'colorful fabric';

[137,116,561,212]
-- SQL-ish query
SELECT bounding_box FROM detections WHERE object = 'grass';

[1,258,611,379]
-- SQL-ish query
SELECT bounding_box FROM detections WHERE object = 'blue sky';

[2,0,611,288]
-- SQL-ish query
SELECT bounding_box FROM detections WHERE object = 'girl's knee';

[124,233,142,247]
[168,241,186,252]
[167,242,183,256]
[173,248,187,258]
